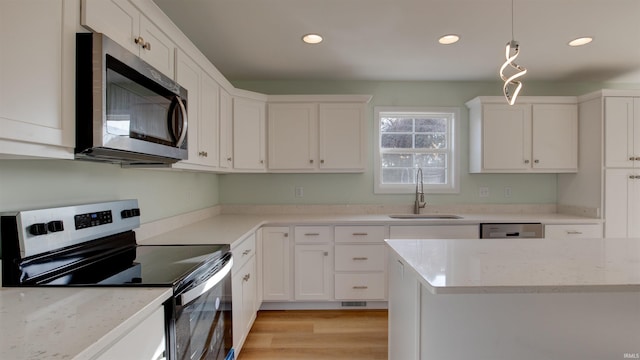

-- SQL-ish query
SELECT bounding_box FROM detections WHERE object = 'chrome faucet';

[414,168,426,214]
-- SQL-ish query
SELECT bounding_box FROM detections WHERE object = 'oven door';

[171,254,233,360]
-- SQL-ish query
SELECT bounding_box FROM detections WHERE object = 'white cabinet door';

[0,0,76,159]
[232,252,257,353]
[219,88,233,170]
[388,251,420,360]
[82,0,175,78]
[319,103,366,171]
[173,51,219,170]
[261,227,291,301]
[174,50,201,167]
[294,244,334,301]
[233,97,266,171]
[198,72,220,168]
[605,97,640,168]
[95,306,165,360]
[267,103,317,170]
[481,104,532,171]
[532,104,578,171]
[138,15,175,78]
[82,0,139,54]
[605,169,640,238]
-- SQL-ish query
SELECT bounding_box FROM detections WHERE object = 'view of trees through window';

[379,113,450,185]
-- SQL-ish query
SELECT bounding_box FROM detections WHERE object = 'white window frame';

[374,106,460,194]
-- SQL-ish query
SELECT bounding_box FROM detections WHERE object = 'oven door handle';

[177,256,233,306]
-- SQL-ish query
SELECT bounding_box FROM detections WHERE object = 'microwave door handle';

[173,96,188,148]
[177,257,232,306]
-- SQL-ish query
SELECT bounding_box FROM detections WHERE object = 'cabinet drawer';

[335,225,385,243]
[232,233,256,271]
[335,245,386,272]
[544,224,603,239]
[294,226,333,243]
[335,273,385,300]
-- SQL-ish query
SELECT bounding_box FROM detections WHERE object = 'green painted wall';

[0,160,219,223]
[220,80,639,205]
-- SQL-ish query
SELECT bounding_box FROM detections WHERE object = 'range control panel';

[8,199,141,258]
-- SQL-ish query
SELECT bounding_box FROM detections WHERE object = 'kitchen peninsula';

[386,237,640,360]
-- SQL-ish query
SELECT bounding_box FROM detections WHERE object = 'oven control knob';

[47,220,64,233]
[121,208,141,219]
[29,223,48,236]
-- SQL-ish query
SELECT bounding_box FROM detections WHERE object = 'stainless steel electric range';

[1,199,234,360]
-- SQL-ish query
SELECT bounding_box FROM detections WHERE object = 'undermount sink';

[388,214,463,219]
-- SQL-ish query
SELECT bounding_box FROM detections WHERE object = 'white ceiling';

[153,0,640,83]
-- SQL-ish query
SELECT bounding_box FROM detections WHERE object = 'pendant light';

[499,0,527,105]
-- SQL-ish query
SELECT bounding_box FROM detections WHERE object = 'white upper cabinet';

[0,0,78,159]
[268,103,318,170]
[173,50,219,170]
[319,103,366,171]
[233,94,267,171]
[467,96,578,173]
[605,97,640,168]
[266,96,370,173]
[82,0,175,78]
[219,88,234,170]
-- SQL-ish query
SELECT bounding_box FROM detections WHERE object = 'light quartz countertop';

[386,237,640,294]
[137,212,601,246]
[0,287,172,360]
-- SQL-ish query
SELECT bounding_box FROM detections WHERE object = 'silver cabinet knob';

[534,159,539,164]
[524,159,530,164]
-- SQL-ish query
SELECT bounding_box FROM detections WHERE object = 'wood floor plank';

[237,310,388,360]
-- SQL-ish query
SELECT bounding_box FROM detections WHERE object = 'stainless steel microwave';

[75,33,188,166]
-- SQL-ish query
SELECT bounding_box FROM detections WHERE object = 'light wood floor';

[237,310,388,360]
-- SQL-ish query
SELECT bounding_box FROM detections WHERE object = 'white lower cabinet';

[95,306,165,360]
[231,234,257,354]
[294,244,334,301]
[261,227,292,301]
[388,251,420,360]
[605,169,640,238]
[334,225,388,301]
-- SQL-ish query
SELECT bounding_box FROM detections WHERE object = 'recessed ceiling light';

[438,34,460,45]
[302,33,323,44]
[568,37,593,47]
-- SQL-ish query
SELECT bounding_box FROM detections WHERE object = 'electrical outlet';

[479,187,490,198]
[295,186,304,198]
[504,187,512,198]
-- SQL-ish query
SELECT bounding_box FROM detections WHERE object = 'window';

[374,107,459,194]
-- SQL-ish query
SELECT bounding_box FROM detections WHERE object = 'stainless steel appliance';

[1,200,233,360]
[480,223,544,238]
[76,33,188,166]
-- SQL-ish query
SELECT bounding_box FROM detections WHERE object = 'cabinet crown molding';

[466,96,577,107]
[267,94,372,103]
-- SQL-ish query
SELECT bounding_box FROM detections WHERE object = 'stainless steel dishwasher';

[480,223,544,238]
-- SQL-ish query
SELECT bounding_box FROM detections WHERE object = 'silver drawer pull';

[566,231,583,235]
[352,257,368,261]
[243,274,251,282]
[242,249,252,256]
[352,286,368,290]
[352,233,368,236]
[304,233,320,236]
